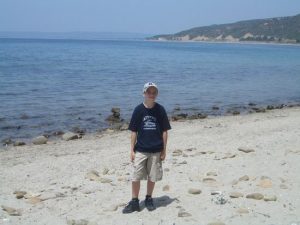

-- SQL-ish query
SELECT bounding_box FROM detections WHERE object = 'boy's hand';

[160,150,166,161]
[130,151,135,162]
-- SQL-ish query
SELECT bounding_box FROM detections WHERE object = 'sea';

[1,38,300,141]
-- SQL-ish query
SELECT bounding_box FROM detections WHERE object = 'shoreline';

[0,102,300,224]
[145,38,300,47]
[2,101,300,148]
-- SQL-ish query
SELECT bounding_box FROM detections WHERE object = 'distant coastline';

[148,14,300,45]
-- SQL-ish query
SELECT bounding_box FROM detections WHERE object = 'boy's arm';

[130,131,137,161]
[161,130,168,160]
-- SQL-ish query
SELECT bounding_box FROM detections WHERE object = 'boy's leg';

[132,181,140,198]
[146,179,155,196]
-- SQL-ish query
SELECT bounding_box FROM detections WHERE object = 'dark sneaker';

[122,199,140,214]
[145,196,156,211]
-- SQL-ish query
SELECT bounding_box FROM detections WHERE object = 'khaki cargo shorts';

[131,151,163,182]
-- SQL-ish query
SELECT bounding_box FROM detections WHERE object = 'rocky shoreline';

[0,105,299,224]
[1,101,300,148]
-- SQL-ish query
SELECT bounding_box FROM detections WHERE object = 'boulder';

[62,132,78,141]
[32,135,48,145]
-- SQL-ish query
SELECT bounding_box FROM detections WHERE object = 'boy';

[122,82,171,214]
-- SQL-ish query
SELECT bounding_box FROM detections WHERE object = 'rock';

[102,168,109,175]
[62,132,78,141]
[231,179,239,185]
[264,195,277,201]
[71,126,86,135]
[203,177,217,183]
[206,171,217,176]
[172,149,183,156]
[251,107,266,113]
[1,205,22,216]
[248,102,256,106]
[163,185,170,191]
[106,107,122,123]
[188,188,201,194]
[13,141,26,146]
[85,170,100,181]
[222,153,236,159]
[239,175,249,181]
[32,135,48,145]
[238,147,255,153]
[2,138,13,145]
[211,190,222,195]
[179,160,187,164]
[111,107,120,114]
[208,221,226,225]
[178,208,192,217]
[67,219,90,225]
[103,204,118,212]
[280,184,288,189]
[13,191,27,199]
[212,106,219,110]
[120,123,129,131]
[27,196,43,204]
[258,178,272,188]
[52,130,64,136]
[229,192,243,198]
[171,113,188,121]
[246,193,264,200]
[164,168,170,172]
[99,177,112,183]
[237,208,249,214]
[267,105,274,110]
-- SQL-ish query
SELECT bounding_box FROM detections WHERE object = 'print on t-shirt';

[143,115,157,130]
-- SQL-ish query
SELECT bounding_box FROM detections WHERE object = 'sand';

[1,106,300,225]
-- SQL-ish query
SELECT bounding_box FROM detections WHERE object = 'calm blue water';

[1,38,300,141]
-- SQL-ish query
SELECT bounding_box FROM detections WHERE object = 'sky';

[0,0,300,35]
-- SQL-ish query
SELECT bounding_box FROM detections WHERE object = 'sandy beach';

[1,106,300,225]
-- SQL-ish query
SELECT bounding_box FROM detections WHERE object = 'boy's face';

[144,86,158,102]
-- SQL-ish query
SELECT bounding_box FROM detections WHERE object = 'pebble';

[62,132,78,141]
[102,168,109,175]
[258,178,272,188]
[246,193,264,200]
[238,147,255,153]
[178,208,192,217]
[237,208,249,214]
[206,171,217,176]
[103,204,118,212]
[188,188,202,194]
[85,170,100,181]
[229,192,243,198]
[1,205,22,216]
[67,219,96,225]
[264,195,277,201]
[239,175,249,181]
[207,221,226,225]
[163,185,170,191]
[27,196,43,204]
[32,135,48,145]
[100,177,113,183]
[13,141,26,146]
[179,160,187,164]
[203,177,217,183]
[13,191,27,199]
[280,184,288,189]
[172,149,183,156]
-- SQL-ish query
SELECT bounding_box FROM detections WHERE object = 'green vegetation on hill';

[148,14,300,43]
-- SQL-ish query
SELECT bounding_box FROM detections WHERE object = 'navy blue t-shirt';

[128,102,171,153]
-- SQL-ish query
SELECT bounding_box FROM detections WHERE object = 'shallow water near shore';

[1,38,300,141]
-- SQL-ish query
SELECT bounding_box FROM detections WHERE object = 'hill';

[148,14,300,44]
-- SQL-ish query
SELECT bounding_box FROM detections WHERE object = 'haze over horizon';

[1,0,300,35]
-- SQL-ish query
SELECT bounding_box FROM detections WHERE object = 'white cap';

[143,82,158,93]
